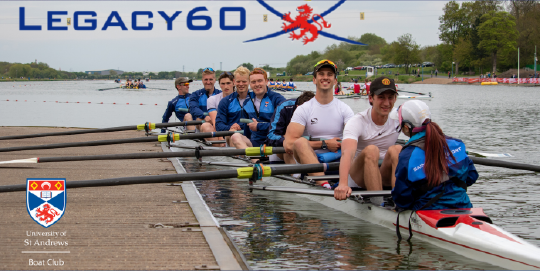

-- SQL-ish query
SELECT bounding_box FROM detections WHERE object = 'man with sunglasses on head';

[229,68,286,153]
[334,76,402,205]
[189,67,222,125]
[202,71,236,146]
[216,66,251,147]
[161,77,195,133]
[284,60,354,188]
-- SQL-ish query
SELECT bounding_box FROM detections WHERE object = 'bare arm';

[334,138,357,200]
[284,122,305,154]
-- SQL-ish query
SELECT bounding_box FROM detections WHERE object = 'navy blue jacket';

[189,87,221,120]
[216,92,247,133]
[392,131,478,210]
[162,94,191,131]
[264,98,296,147]
[243,90,286,144]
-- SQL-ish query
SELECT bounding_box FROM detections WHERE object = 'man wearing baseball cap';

[284,60,354,188]
[334,76,402,203]
[161,77,195,133]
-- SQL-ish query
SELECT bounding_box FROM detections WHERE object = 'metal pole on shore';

[518,47,520,85]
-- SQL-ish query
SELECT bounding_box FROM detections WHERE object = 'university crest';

[27,178,66,228]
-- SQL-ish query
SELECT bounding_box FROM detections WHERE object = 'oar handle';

[178,108,209,116]
[240,118,268,124]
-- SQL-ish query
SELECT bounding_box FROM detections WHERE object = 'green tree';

[392,34,420,74]
[239,63,254,70]
[478,11,518,73]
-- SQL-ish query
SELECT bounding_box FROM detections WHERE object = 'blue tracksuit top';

[392,131,478,210]
[243,90,286,144]
[189,87,221,120]
[215,92,247,133]
[264,98,296,147]
[162,94,190,123]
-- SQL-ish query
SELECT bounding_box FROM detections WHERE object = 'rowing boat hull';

[172,139,540,270]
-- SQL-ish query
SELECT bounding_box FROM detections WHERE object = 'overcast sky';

[0,1,449,72]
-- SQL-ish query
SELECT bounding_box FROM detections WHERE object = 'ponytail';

[424,122,456,188]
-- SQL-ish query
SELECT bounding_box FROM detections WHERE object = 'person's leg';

[230,133,252,149]
[292,137,327,185]
[183,113,195,131]
[277,152,296,164]
[348,145,382,190]
[200,123,224,147]
[379,145,402,188]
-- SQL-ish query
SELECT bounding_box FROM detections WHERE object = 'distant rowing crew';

[160,59,477,212]
[120,78,146,89]
[268,78,297,92]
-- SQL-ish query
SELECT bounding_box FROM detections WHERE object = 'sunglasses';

[179,82,190,86]
[203,67,214,72]
[220,71,233,77]
[314,59,337,70]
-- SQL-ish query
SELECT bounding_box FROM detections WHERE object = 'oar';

[98,87,120,91]
[145,88,168,90]
[397,90,427,95]
[0,162,339,193]
[469,157,539,172]
[0,146,283,164]
[240,118,269,124]
[177,108,209,116]
[0,131,243,153]
[251,185,391,197]
[0,121,204,141]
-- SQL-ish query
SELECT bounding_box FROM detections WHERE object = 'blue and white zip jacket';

[188,87,221,120]
[161,94,190,132]
[392,131,478,210]
[215,92,247,133]
[264,98,296,147]
[243,90,286,145]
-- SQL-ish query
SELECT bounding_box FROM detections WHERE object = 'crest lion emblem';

[282,4,331,45]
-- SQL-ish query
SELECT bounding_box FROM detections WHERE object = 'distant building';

[85,69,124,76]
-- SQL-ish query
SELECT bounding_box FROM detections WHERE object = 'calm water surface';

[0,80,539,269]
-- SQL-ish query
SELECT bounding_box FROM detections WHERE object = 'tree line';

[286,0,539,76]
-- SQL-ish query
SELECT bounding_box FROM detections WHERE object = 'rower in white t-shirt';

[201,71,236,147]
[284,60,354,189]
[334,76,402,203]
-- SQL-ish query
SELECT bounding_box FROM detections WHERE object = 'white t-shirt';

[291,98,354,153]
[343,108,400,159]
[207,92,224,112]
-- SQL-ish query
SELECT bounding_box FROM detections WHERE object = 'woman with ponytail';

[389,100,478,210]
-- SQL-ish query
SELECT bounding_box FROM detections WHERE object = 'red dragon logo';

[35,203,60,224]
[282,4,331,45]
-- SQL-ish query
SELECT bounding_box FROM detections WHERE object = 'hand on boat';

[248,118,258,131]
[326,138,342,152]
[334,183,352,200]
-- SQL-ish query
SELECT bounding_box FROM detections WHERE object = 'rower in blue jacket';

[215,66,251,146]
[189,68,221,123]
[230,68,286,153]
[161,77,195,133]
[390,100,478,210]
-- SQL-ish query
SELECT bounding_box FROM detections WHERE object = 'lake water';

[1,80,539,269]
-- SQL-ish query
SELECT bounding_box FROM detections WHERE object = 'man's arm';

[334,139,357,200]
[284,122,305,154]
[188,91,205,119]
[215,99,230,131]
[161,101,174,132]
